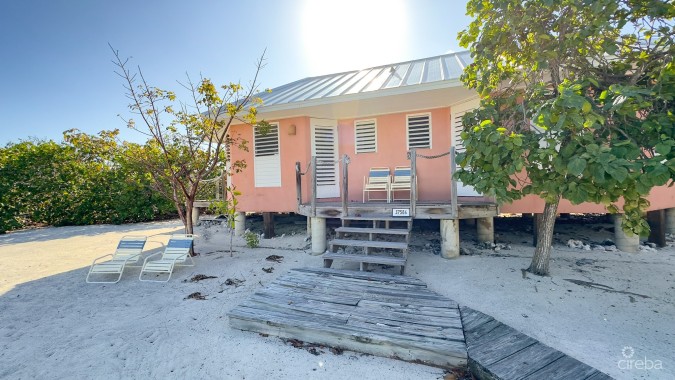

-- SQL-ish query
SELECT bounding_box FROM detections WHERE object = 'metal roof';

[256,51,472,108]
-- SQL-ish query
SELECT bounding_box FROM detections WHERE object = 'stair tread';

[329,239,408,249]
[322,252,407,265]
[335,227,409,235]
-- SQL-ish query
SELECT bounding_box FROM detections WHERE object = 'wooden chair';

[389,166,416,202]
[362,167,391,202]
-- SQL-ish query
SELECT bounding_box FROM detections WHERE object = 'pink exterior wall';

[229,116,310,212]
[501,184,675,214]
[339,108,453,202]
[229,107,675,215]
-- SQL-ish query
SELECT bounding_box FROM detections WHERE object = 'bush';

[0,130,175,233]
[244,231,260,248]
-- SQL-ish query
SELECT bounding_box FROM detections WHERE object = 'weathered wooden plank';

[475,343,565,380]
[261,286,362,306]
[341,215,413,222]
[229,313,467,368]
[460,306,496,333]
[292,267,426,286]
[290,268,426,287]
[584,370,615,380]
[350,306,462,329]
[329,239,408,250]
[229,306,467,357]
[246,293,356,320]
[278,275,453,301]
[335,227,410,235]
[323,253,407,266]
[279,276,431,295]
[469,331,538,366]
[521,354,600,380]
[347,315,465,342]
[463,319,503,345]
[356,299,461,318]
[273,283,456,308]
[467,324,517,350]
[235,301,349,326]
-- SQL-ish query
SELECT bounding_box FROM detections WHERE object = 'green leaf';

[655,142,671,155]
[567,157,587,176]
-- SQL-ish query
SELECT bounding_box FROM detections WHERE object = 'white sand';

[0,217,672,379]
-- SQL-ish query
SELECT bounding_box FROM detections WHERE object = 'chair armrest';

[142,251,163,266]
[91,253,113,266]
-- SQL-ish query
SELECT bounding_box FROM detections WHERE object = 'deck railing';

[408,147,459,218]
[296,148,463,219]
[296,155,350,217]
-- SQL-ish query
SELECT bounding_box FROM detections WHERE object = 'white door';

[451,99,482,196]
[311,118,340,198]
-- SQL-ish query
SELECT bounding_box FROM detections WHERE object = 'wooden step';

[329,239,408,251]
[342,215,412,222]
[323,253,407,274]
[323,252,407,266]
[335,227,409,236]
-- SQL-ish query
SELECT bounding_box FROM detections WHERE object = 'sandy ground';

[0,215,673,379]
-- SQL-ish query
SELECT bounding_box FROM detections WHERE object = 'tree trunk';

[184,200,194,235]
[527,196,560,276]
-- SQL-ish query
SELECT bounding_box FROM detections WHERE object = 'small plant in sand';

[244,231,260,248]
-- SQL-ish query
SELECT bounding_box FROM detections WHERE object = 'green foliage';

[457,0,675,236]
[0,130,175,233]
[244,230,260,248]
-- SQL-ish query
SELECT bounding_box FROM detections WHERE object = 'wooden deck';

[460,306,613,380]
[228,268,467,368]
[297,200,497,219]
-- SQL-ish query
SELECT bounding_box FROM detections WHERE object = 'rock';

[639,244,657,252]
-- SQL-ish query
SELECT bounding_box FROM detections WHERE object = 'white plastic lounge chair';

[139,234,195,282]
[389,166,416,201]
[363,167,391,202]
[86,236,147,283]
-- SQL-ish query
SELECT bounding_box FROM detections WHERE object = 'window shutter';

[451,99,480,153]
[253,124,281,187]
[355,119,377,154]
[407,114,431,149]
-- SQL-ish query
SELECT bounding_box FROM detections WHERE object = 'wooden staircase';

[323,215,412,274]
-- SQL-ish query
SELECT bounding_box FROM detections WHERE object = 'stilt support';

[234,212,246,236]
[440,219,460,259]
[191,207,201,227]
[666,208,675,234]
[477,217,494,243]
[263,212,275,239]
[647,210,666,247]
[614,214,639,253]
[311,217,327,255]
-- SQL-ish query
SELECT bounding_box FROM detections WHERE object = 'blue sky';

[0,0,472,145]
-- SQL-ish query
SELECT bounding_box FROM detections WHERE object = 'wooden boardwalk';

[460,307,613,380]
[228,268,613,378]
[228,268,467,368]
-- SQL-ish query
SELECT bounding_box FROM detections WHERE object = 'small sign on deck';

[392,208,410,217]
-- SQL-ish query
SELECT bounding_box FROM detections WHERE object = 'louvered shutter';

[451,99,479,152]
[355,120,377,154]
[253,124,281,187]
[311,119,340,198]
[407,114,431,149]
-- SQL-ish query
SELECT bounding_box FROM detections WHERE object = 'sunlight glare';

[301,0,409,75]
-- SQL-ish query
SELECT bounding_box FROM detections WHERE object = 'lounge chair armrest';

[91,253,113,265]
[142,251,163,265]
